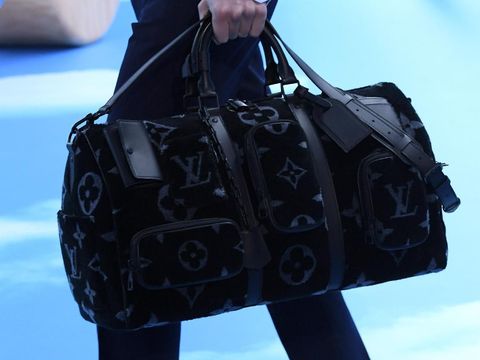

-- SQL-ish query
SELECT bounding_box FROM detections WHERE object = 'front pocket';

[246,120,325,233]
[357,150,430,250]
[129,218,244,289]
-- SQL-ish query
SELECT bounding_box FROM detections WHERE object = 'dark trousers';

[98,292,368,360]
[100,1,369,359]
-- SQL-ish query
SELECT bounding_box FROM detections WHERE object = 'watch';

[253,0,271,5]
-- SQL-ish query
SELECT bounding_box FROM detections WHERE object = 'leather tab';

[103,124,139,187]
[118,120,162,181]
[314,98,372,153]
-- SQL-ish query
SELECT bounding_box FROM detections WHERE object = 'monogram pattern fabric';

[58,82,448,329]
[246,119,325,232]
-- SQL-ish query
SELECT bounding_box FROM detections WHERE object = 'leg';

[267,292,370,360]
[97,323,181,360]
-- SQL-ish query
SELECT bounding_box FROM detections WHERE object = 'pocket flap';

[130,218,244,289]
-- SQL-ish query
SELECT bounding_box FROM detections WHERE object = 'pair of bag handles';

[100,15,347,114]
[80,16,459,214]
[182,14,297,107]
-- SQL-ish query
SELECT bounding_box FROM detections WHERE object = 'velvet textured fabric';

[59,82,447,331]
[56,1,452,359]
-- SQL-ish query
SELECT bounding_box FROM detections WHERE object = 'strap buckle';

[425,163,461,213]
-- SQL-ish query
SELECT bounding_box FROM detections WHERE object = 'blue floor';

[0,1,479,359]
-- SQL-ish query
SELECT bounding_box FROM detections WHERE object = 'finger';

[197,0,209,19]
[249,3,268,37]
[228,8,242,40]
[238,3,255,37]
[229,20,241,40]
[211,7,229,43]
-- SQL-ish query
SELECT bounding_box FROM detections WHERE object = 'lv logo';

[64,244,81,280]
[384,180,418,219]
[171,151,212,189]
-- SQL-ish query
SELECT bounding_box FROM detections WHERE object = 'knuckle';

[214,6,229,20]
[257,5,268,19]
[230,8,243,22]
[244,4,256,19]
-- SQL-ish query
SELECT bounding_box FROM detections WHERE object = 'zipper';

[357,150,393,245]
[245,119,313,232]
[245,121,275,222]
[129,217,238,274]
[245,120,297,225]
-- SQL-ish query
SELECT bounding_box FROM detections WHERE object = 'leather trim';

[205,112,271,305]
[103,123,139,187]
[205,113,271,269]
[117,120,162,181]
[287,97,345,290]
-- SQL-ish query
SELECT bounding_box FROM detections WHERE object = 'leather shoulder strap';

[271,28,460,213]
[99,19,203,115]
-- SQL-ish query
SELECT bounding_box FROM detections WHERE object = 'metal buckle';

[281,80,300,97]
[198,93,219,112]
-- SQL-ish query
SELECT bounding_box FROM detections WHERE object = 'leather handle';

[189,18,297,100]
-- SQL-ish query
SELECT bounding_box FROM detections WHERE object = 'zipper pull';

[127,259,136,291]
[258,198,269,219]
[127,270,134,291]
[226,99,250,112]
[366,220,377,245]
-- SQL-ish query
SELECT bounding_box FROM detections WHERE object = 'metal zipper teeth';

[245,124,268,218]
[357,150,393,245]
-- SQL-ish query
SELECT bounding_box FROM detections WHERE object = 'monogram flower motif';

[77,172,102,215]
[157,185,197,221]
[178,240,208,271]
[279,245,316,285]
[277,157,307,190]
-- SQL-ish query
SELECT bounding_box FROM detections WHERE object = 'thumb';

[197,0,220,45]
[197,0,209,19]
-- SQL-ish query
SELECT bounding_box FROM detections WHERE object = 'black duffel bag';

[57,18,460,330]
